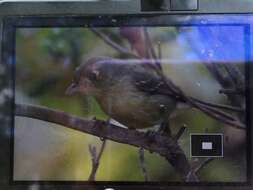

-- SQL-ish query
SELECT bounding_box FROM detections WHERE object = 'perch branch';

[15,103,199,182]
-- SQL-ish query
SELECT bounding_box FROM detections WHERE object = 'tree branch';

[15,103,198,182]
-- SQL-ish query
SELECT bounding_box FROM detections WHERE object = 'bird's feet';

[92,117,111,141]
[144,130,158,141]
[145,121,172,141]
[157,121,172,137]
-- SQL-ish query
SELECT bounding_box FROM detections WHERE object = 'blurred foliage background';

[14,26,246,182]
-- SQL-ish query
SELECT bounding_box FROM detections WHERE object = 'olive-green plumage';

[66,57,177,129]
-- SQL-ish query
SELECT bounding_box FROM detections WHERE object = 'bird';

[65,57,180,130]
[65,57,244,131]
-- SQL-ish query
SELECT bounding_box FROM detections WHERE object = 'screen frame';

[1,14,252,189]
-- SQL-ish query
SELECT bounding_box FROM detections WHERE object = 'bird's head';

[65,57,111,96]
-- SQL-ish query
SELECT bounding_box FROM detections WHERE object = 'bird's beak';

[65,82,78,96]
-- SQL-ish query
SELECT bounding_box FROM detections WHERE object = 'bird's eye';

[72,78,78,85]
[89,70,100,81]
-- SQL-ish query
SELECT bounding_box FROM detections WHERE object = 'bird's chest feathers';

[94,79,171,129]
[98,84,142,118]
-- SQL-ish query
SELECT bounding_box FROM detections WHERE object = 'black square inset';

[190,134,223,157]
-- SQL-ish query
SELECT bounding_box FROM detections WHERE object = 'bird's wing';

[132,67,245,128]
[133,70,185,102]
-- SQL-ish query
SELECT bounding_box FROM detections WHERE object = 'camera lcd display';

[11,15,250,183]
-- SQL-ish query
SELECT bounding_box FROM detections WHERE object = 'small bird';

[65,57,178,130]
[66,57,244,130]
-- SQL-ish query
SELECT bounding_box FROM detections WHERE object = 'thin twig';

[174,125,187,141]
[88,140,107,181]
[158,42,162,60]
[90,28,139,58]
[15,103,199,182]
[184,35,245,109]
[210,61,244,107]
[139,148,149,181]
[191,97,245,113]
[143,27,162,71]
[219,88,245,95]
[143,28,157,60]
[194,158,214,173]
[223,63,245,91]
[159,74,245,129]
[188,98,245,129]
[186,158,214,182]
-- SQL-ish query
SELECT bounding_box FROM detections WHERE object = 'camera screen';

[13,15,250,183]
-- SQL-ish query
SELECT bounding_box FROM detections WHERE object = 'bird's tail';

[187,96,245,129]
[163,77,245,129]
